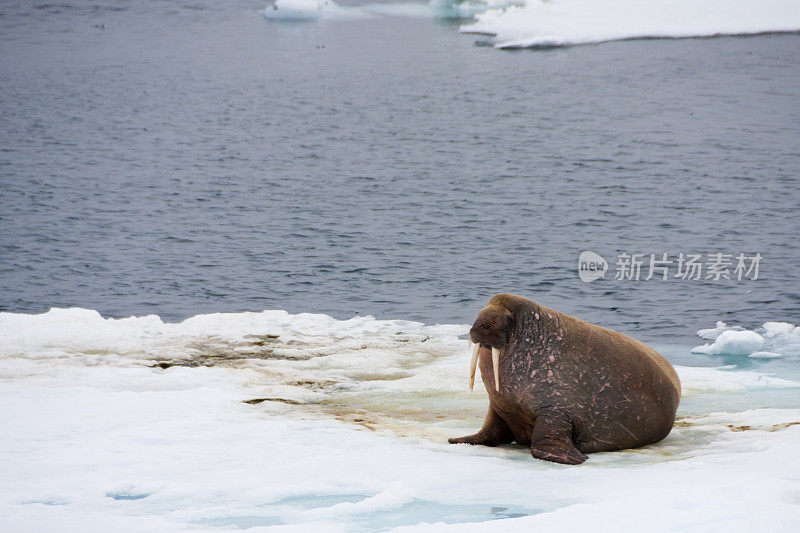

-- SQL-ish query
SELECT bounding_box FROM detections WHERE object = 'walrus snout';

[468,327,506,350]
[468,308,513,350]
[466,307,514,392]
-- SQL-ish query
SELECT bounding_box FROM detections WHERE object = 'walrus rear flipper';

[530,442,588,465]
[530,410,588,465]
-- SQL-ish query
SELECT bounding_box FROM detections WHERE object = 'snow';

[2,308,800,530]
[461,0,800,49]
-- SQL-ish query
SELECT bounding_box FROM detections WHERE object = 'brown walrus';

[449,293,681,464]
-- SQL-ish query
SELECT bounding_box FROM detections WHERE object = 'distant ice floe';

[261,0,516,22]
[692,321,800,359]
[462,0,800,49]
[262,0,362,21]
[259,0,800,49]
[429,0,521,19]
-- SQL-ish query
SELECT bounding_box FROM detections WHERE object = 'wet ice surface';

[2,308,800,531]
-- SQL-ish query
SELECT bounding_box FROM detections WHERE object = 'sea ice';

[462,0,800,49]
[692,330,765,356]
[2,308,800,530]
[692,320,800,358]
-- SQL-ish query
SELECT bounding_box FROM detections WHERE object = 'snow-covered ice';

[462,0,800,48]
[2,308,800,531]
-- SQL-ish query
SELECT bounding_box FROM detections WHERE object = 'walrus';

[449,294,681,464]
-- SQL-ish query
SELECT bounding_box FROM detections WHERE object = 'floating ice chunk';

[757,322,800,357]
[762,322,797,338]
[693,320,799,359]
[697,321,733,341]
[692,330,764,356]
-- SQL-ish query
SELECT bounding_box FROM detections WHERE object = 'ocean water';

[1,1,800,531]
[2,0,799,342]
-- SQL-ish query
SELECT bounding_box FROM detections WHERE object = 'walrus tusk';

[491,347,500,391]
[469,343,479,392]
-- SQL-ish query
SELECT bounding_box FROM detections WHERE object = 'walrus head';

[468,302,515,392]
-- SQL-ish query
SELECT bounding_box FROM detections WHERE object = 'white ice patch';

[0,306,465,361]
[2,371,800,531]
[462,0,800,49]
[692,320,800,358]
[3,308,799,400]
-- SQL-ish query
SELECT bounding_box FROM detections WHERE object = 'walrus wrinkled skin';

[449,294,681,465]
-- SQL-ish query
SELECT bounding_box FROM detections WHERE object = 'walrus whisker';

[469,343,480,392]
[491,347,500,391]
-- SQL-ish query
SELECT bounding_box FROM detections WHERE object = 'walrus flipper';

[530,410,588,465]
[530,441,588,465]
[448,406,514,447]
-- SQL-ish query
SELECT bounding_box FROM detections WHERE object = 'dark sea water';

[1,0,799,342]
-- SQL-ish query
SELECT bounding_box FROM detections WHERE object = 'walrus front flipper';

[530,410,588,465]
[448,406,514,447]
